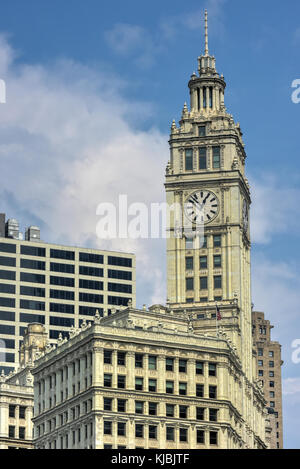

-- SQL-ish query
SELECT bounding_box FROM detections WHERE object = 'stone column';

[127,352,135,390]
[187,359,196,397]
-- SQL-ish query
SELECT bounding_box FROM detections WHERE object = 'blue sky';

[0,0,299,448]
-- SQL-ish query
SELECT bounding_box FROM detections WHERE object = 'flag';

[216,305,222,321]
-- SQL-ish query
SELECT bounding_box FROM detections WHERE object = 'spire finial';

[204,9,209,56]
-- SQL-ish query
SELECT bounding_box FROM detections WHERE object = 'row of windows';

[8,426,26,439]
[104,398,218,421]
[258,349,274,357]
[258,370,275,378]
[185,234,221,250]
[9,405,27,419]
[104,351,216,375]
[186,276,222,291]
[186,255,222,270]
[258,360,275,368]
[103,374,217,397]
[184,146,221,172]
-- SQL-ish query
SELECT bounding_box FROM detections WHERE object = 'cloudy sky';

[0,0,299,448]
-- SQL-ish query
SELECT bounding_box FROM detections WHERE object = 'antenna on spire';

[204,9,209,56]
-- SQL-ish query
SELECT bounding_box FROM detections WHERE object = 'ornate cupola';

[188,10,226,114]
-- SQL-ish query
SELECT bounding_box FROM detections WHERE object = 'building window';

[269,351,274,357]
[179,382,187,396]
[9,426,15,438]
[19,407,26,419]
[18,427,26,439]
[212,147,221,169]
[198,126,206,137]
[185,237,194,249]
[270,401,275,408]
[258,360,263,367]
[148,379,157,392]
[258,348,263,356]
[166,404,175,417]
[209,409,218,422]
[117,399,127,412]
[179,428,188,442]
[179,359,187,373]
[200,277,208,290]
[135,377,144,391]
[9,405,16,418]
[186,277,194,291]
[197,430,205,444]
[135,401,144,414]
[185,257,194,270]
[199,256,207,269]
[149,426,157,439]
[118,422,126,437]
[213,255,221,268]
[104,374,112,387]
[117,375,126,389]
[179,406,188,419]
[214,275,222,289]
[117,351,126,366]
[103,398,112,411]
[185,149,193,171]
[210,431,218,445]
[213,235,221,247]
[135,354,144,368]
[196,407,205,420]
[270,391,275,398]
[258,370,264,377]
[209,385,217,398]
[148,402,157,416]
[199,147,207,170]
[104,421,112,435]
[166,427,174,441]
[166,381,174,394]
[269,371,274,377]
[196,384,204,398]
[196,361,204,375]
[166,357,174,372]
[269,361,274,368]
[209,363,217,376]
[135,424,144,438]
[148,355,157,370]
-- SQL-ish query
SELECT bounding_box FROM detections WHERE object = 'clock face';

[185,190,219,224]
[242,199,249,231]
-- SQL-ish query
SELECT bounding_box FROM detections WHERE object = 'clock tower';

[165,11,252,377]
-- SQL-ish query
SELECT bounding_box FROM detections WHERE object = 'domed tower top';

[188,10,226,114]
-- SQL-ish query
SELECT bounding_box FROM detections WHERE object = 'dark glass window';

[166,404,175,417]
[135,401,144,414]
[199,256,207,269]
[179,359,187,373]
[148,402,157,416]
[199,147,207,169]
[166,358,174,371]
[179,382,187,395]
[108,269,132,281]
[117,399,127,413]
[4,353,14,363]
[148,355,157,370]
[209,409,218,422]
[79,279,103,290]
[213,235,221,247]
[108,256,132,267]
[107,296,130,306]
[196,407,205,420]
[49,330,68,340]
[135,424,144,438]
[149,425,157,439]
[50,276,74,287]
[135,354,143,368]
[0,297,15,308]
[79,252,103,264]
[104,350,112,364]
[9,405,16,417]
[166,427,174,441]
[50,289,74,300]
[148,379,157,392]
[209,385,217,398]
[50,303,74,314]
[0,256,16,267]
[79,306,101,316]
[20,272,45,284]
[118,422,126,436]
[20,313,45,324]
[185,149,193,171]
[49,316,74,327]
[135,377,143,391]
[0,324,15,335]
[21,259,45,270]
[104,374,112,387]
[117,375,126,389]
[186,278,194,291]
[79,266,103,277]
[21,246,45,257]
[50,249,75,260]
[0,283,15,294]
[212,146,221,169]
[214,276,222,289]
[185,257,193,270]
[200,235,207,249]
[19,427,26,439]
[103,421,112,435]
[20,299,45,311]
[108,282,132,294]
[20,286,45,297]
[198,125,206,137]
[117,351,126,366]
[0,338,15,348]
[166,381,174,394]
[180,428,188,442]
[196,384,204,397]
[209,363,217,376]
[9,426,15,438]
[103,398,112,411]
[50,262,74,274]
[200,277,208,290]
[0,243,16,253]
[197,430,205,444]
[179,405,188,418]
[0,270,15,281]
[214,255,222,268]
[210,431,218,445]
[19,406,26,419]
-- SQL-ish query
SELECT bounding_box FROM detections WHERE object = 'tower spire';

[204,9,209,56]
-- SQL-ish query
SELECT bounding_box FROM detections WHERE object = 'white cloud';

[283,378,300,396]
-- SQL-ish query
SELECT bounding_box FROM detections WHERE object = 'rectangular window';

[20,299,44,311]
[20,272,45,284]
[0,324,15,335]
[9,405,16,417]
[269,351,274,357]
[179,382,187,396]
[258,348,263,356]
[209,385,217,398]
[0,256,16,267]
[19,427,25,439]
[79,266,103,277]
[179,359,187,373]
[258,360,263,367]
[213,235,221,247]
[185,257,193,270]
[148,355,157,370]
[185,237,194,249]
[117,399,127,413]
[0,283,15,294]
[103,421,112,435]
[198,125,206,137]
[0,270,15,281]
[50,249,75,261]
[79,279,103,290]
[149,425,157,439]
[212,146,221,169]
[117,375,126,389]
[214,255,222,268]
[104,374,112,387]
[196,384,204,398]
[50,289,74,300]
[135,353,143,368]
[180,428,188,442]
[166,404,175,417]
[0,243,16,253]
[104,350,112,364]
[179,405,188,418]
[108,269,132,280]
[118,422,126,437]
[9,426,15,438]
[135,377,143,391]
[108,256,132,267]
[20,313,45,324]
[135,424,144,438]
[214,276,222,289]
[166,381,174,394]
[108,282,132,293]
[185,149,193,171]
[269,361,274,368]
[50,262,74,274]
[196,361,204,375]
[199,147,207,169]
[117,351,126,366]
[209,363,217,376]
[166,427,174,441]
[186,277,194,291]
[19,407,26,419]
[166,357,174,372]
[210,431,218,445]
[79,252,103,264]
[200,235,207,249]
[103,398,112,411]
[199,256,207,269]
[50,303,74,314]
[148,402,157,416]
[148,379,157,392]
[20,285,45,297]
[196,407,205,420]
[197,430,205,444]
[200,277,208,290]
[21,245,45,257]
[135,401,144,414]
[21,258,45,270]
[79,292,103,303]
[209,409,218,422]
